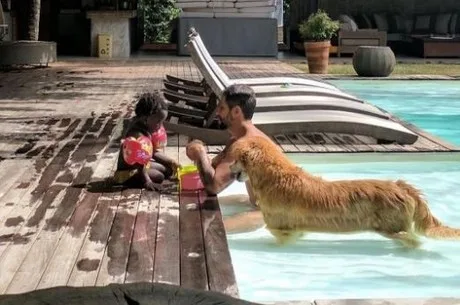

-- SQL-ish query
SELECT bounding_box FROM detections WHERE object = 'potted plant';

[298,10,340,74]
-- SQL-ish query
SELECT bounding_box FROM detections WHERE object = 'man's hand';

[186,140,206,162]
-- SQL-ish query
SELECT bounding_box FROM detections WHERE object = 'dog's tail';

[396,180,460,240]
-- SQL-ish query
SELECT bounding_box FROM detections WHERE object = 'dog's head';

[228,136,278,182]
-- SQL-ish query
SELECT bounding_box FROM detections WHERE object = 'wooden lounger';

[162,28,418,146]
[164,89,391,121]
[162,37,390,121]
[169,36,364,106]
[163,27,343,96]
[164,109,418,145]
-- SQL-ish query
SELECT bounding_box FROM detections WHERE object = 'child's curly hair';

[134,92,168,118]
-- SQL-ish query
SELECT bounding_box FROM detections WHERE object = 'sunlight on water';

[220,160,460,303]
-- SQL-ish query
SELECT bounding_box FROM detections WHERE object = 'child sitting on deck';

[114,92,181,191]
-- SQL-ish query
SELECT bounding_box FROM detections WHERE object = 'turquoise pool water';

[220,80,460,302]
[329,80,460,146]
[220,158,460,302]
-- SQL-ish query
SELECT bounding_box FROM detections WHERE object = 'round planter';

[352,46,396,77]
[304,40,331,74]
[0,40,57,67]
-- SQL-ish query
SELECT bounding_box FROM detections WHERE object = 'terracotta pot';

[304,40,331,74]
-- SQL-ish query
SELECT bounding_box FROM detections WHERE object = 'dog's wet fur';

[229,136,460,248]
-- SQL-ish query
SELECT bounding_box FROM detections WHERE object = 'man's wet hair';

[222,84,256,120]
[134,92,168,117]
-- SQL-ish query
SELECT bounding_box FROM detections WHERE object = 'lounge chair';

[166,90,390,120]
[164,109,418,145]
[164,35,390,121]
[164,27,345,96]
[163,29,367,110]
[162,28,418,146]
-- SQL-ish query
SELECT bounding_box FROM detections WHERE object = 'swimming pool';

[220,80,460,303]
[221,157,460,302]
[329,80,460,146]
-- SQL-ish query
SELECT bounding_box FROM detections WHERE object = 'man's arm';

[196,152,236,194]
[211,138,235,168]
[223,210,265,234]
[245,180,259,208]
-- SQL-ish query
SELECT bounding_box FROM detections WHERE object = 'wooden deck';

[0,58,458,298]
[0,60,238,297]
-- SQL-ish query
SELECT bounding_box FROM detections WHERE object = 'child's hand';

[170,160,181,173]
[144,179,163,192]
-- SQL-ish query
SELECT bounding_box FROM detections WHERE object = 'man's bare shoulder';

[243,125,282,151]
[245,125,270,139]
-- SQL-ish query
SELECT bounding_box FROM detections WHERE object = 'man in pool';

[186,84,272,233]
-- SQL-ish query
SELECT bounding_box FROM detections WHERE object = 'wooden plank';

[44,73,140,288]
[35,151,119,289]
[178,134,191,165]
[0,120,83,221]
[3,115,117,294]
[95,188,141,286]
[412,134,450,152]
[345,134,379,152]
[285,133,314,152]
[125,190,160,283]
[176,127,208,290]
[66,115,129,287]
[166,132,178,147]
[298,132,329,152]
[1,188,68,294]
[16,114,118,289]
[0,160,29,201]
[0,120,93,293]
[323,133,355,152]
[179,190,208,291]
[152,138,180,285]
[153,194,180,285]
[272,134,299,152]
[301,132,341,152]
[331,133,370,152]
[350,133,411,153]
[66,189,122,286]
[201,194,239,297]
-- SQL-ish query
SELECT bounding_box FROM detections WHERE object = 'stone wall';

[318,0,459,19]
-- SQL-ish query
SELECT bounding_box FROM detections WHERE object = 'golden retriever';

[228,136,460,248]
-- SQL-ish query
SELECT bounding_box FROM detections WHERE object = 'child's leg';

[151,159,174,179]
[122,164,165,188]
[148,163,166,183]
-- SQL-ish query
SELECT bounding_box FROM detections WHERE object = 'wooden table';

[411,35,460,58]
